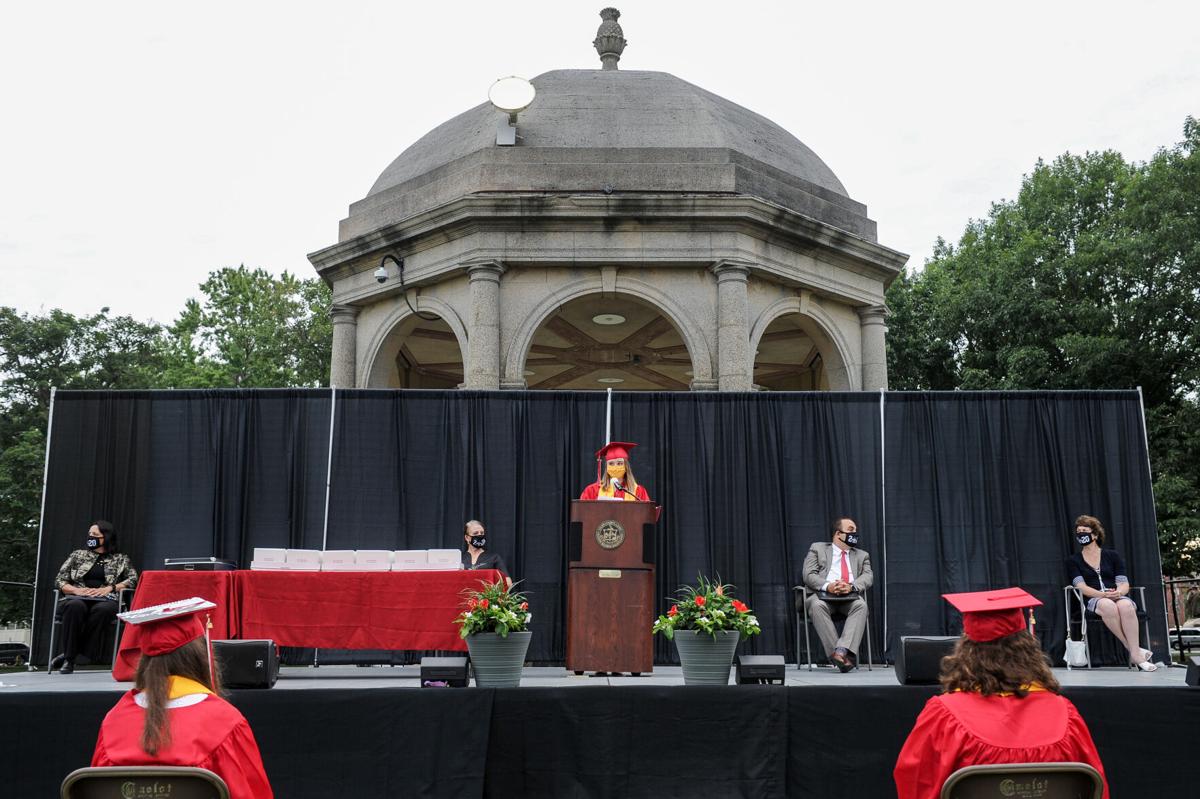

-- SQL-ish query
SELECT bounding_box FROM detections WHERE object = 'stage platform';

[3,664,1194,798]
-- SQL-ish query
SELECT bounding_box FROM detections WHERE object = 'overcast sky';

[2,1,1197,324]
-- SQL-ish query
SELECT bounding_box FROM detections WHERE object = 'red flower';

[520,602,529,610]
[732,600,749,613]
[479,598,489,610]
[467,598,477,610]
[667,604,679,617]
[694,595,706,607]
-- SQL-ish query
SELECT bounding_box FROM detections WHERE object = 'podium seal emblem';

[595,519,626,550]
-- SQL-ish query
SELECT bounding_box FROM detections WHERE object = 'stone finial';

[593,8,626,70]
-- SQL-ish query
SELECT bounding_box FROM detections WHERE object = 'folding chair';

[791,585,873,671]
[940,761,1103,799]
[1062,585,1149,669]
[62,766,230,799]
[46,588,134,673]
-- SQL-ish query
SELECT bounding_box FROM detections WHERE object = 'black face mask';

[842,532,859,548]
[1075,533,1094,546]
[86,536,102,550]
[469,536,487,550]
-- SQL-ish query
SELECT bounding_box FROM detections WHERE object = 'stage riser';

[4,685,1194,798]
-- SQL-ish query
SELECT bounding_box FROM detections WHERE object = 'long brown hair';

[939,630,1061,697]
[134,638,221,755]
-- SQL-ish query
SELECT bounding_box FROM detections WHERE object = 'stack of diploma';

[249,548,463,571]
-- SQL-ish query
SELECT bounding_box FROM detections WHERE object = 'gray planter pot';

[673,629,740,685]
[465,630,532,688]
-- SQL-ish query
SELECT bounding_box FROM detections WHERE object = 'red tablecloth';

[113,570,239,681]
[236,570,498,650]
[113,569,499,680]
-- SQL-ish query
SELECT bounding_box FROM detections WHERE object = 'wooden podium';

[566,500,659,674]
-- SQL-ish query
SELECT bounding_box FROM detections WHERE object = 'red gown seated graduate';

[579,441,651,502]
[893,588,1108,799]
[92,598,274,799]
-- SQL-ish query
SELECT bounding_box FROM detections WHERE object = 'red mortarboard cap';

[942,587,1041,642]
[595,441,637,462]
[118,597,215,657]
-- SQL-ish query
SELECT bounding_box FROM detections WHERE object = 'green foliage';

[454,578,531,638]
[652,575,761,640]
[158,266,331,388]
[0,267,332,623]
[886,117,1200,574]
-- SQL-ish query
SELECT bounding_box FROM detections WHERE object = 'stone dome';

[342,69,876,242]
[369,69,848,198]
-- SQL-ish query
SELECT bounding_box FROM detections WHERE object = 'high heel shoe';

[1136,659,1157,672]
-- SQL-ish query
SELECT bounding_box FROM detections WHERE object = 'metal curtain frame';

[26,386,57,670]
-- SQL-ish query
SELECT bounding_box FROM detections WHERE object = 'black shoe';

[831,649,854,673]
[49,654,66,672]
[59,660,75,675]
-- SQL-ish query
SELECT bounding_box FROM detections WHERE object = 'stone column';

[714,260,753,391]
[330,304,359,388]
[465,261,503,389]
[858,304,889,391]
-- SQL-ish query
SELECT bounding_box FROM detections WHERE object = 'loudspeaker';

[213,639,279,689]
[735,654,785,685]
[1186,656,1200,687]
[896,635,958,685]
[420,656,470,687]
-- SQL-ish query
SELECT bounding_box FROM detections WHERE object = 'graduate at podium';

[579,441,651,502]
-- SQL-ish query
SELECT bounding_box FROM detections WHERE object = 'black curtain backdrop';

[884,392,1166,664]
[34,390,331,663]
[31,389,1163,666]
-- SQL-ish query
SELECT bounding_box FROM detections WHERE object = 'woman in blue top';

[1065,514,1155,671]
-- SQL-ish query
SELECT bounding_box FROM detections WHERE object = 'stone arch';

[749,295,858,390]
[360,296,469,388]
[503,275,715,387]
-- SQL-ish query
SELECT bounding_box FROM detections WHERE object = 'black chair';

[62,766,229,799]
[791,585,873,671]
[45,588,133,673]
[1062,585,1149,669]
[940,762,1103,799]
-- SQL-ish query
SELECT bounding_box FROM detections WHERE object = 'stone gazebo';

[309,9,907,392]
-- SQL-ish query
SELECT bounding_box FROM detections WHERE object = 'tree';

[0,307,166,622]
[158,266,331,388]
[886,117,1200,574]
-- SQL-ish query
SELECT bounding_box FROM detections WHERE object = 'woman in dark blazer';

[52,520,138,673]
[1065,514,1155,671]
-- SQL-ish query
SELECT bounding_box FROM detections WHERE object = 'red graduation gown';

[893,691,1108,799]
[579,482,650,501]
[92,690,274,799]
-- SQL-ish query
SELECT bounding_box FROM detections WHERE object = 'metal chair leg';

[803,591,813,671]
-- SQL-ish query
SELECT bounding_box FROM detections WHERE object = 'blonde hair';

[600,458,639,494]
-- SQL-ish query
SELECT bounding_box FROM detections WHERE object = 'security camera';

[374,265,388,284]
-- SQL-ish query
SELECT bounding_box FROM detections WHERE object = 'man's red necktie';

[840,551,850,583]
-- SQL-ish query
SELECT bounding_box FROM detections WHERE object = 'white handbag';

[1063,639,1089,667]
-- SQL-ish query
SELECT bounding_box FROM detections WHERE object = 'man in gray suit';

[801,517,873,672]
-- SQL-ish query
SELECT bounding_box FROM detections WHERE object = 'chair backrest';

[61,766,230,799]
[940,762,1103,799]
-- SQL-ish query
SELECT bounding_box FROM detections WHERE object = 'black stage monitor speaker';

[213,640,279,688]
[896,635,958,685]
[1187,656,1200,687]
[421,656,470,687]
[736,654,786,685]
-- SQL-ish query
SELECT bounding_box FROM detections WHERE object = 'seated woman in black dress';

[52,520,139,673]
[461,520,512,588]
[1065,514,1155,672]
